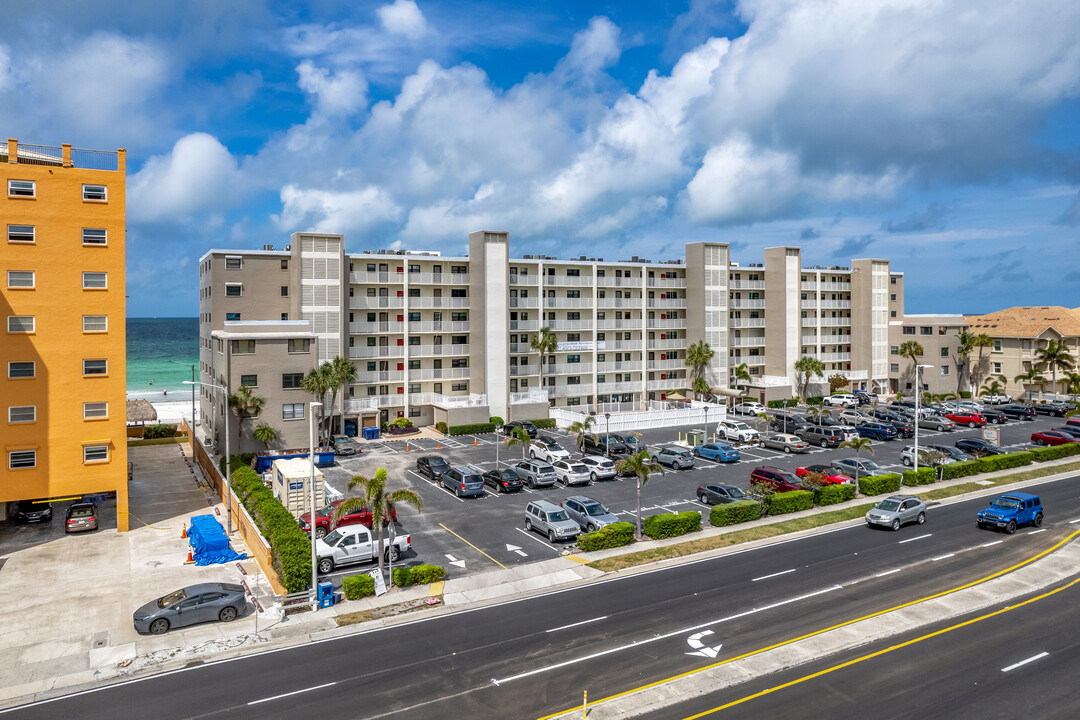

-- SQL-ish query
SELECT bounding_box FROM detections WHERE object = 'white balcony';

[820,282,851,291]
[550,383,593,397]
[597,318,641,329]
[410,392,488,408]
[509,365,537,376]
[596,297,639,308]
[410,367,470,380]
[508,275,539,286]
[729,280,765,290]
[646,339,685,349]
[609,340,642,351]
[801,317,818,328]
[544,297,594,309]
[345,395,405,412]
[356,370,404,383]
[351,321,405,334]
[548,319,593,330]
[412,344,470,357]
[834,369,868,380]
[730,299,765,310]
[548,362,594,374]
[741,355,766,365]
[508,297,540,308]
[409,297,470,309]
[648,359,685,370]
[596,381,639,393]
[819,317,852,327]
[729,318,766,328]
[510,320,539,331]
[646,379,683,390]
[801,333,819,344]
[510,388,549,404]
[801,300,818,309]
[647,318,687,329]
[597,276,642,288]
[409,320,470,333]
[407,272,469,285]
[596,361,641,372]
[820,300,852,309]
[350,345,404,359]
[818,352,852,362]
[509,342,533,354]
[545,275,594,287]
[823,333,852,343]
[730,335,766,347]
[350,271,404,284]
[647,277,686,288]
[647,298,686,308]
[351,297,404,310]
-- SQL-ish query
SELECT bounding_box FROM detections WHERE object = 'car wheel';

[527,479,535,489]
[783,446,792,454]
[548,530,556,542]
[149,618,170,635]
[588,524,597,533]
[673,461,682,470]
[315,527,327,539]
[917,512,925,525]
[891,519,900,531]
[1035,439,1044,446]
[699,493,709,505]
[651,456,659,464]
[1006,520,1017,534]
[386,546,401,562]
[525,518,533,532]
[937,425,945,432]
[219,606,238,623]
[591,472,598,481]
[820,440,829,448]
[902,456,912,467]
[318,557,334,574]
[968,421,977,428]
[1034,513,1043,527]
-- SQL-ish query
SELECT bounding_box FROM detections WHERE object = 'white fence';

[551,402,727,433]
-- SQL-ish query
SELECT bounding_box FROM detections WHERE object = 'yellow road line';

[536,528,1080,720]
[682,576,1080,718]
[428,581,445,596]
[117,510,173,531]
[439,522,508,569]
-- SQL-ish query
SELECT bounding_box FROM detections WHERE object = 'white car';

[551,460,591,486]
[823,393,858,408]
[838,409,871,426]
[834,425,860,443]
[530,437,571,463]
[732,402,766,416]
[579,455,617,481]
[718,419,760,443]
[900,445,957,467]
[980,393,1010,405]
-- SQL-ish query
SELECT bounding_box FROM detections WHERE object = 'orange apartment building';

[1,139,129,530]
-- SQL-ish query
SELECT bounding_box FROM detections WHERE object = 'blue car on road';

[691,442,741,462]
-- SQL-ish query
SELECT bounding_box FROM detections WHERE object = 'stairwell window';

[8,406,35,423]
[82,315,108,332]
[83,402,109,419]
[282,403,305,420]
[82,184,107,201]
[82,228,107,246]
[8,180,35,198]
[7,271,34,289]
[8,362,35,378]
[83,359,108,375]
[83,445,109,463]
[7,225,34,243]
[225,284,242,297]
[7,316,35,333]
[9,450,36,469]
[82,272,107,289]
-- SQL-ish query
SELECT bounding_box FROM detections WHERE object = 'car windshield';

[727,487,745,498]
[862,461,881,470]
[548,510,569,522]
[323,529,345,546]
[429,458,449,468]
[158,589,186,608]
[585,502,610,516]
[731,422,750,431]
[991,498,1020,510]
[316,503,337,517]
[877,500,901,511]
[500,470,518,480]
[779,472,798,484]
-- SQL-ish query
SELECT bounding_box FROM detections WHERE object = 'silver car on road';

[865,494,927,531]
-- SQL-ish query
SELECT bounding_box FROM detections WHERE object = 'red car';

[750,466,802,492]
[1031,431,1079,447]
[944,412,986,428]
[298,499,395,538]
[795,465,854,485]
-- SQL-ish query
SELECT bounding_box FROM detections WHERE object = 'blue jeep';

[976,492,1043,534]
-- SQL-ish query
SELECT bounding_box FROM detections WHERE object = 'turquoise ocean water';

[126,317,199,403]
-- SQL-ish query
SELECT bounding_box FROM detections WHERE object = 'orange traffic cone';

[436,442,441,449]
[185,550,194,564]
[473,437,478,446]
[406,443,410,452]
[181,522,187,539]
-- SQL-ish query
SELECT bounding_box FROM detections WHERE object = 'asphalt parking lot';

[318,409,1070,581]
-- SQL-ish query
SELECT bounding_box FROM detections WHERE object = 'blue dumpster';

[318,581,334,609]
[362,426,380,440]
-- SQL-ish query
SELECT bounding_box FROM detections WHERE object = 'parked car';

[552,459,592,486]
[443,466,486,497]
[718,419,760,444]
[562,496,619,532]
[838,409,871,426]
[749,466,802,493]
[770,413,811,433]
[980,393,1011,405]
[944,412,986,428]
[831,457,887,478]
[331,434,361,456]
[652,446,696,469]
[483,468,524,493]
[316,524,411,573]
[977,492,1042,534]
[918,415,956,432]
[133,582,248,635]
[416,455,450,481]
[865,495,927,531]
[927,444,974,463]
[692,442,741,462]
[976,408,1007,425]
[834,425,861,443]
[612,433,645,453]
[582,434,629,456]
[530,437,571,463]
[882,419,915,438]
[579,455,618,481]
[795,465,852,484]
[1054,426,1080,440]
[298,499,394,538]
[853,390,878,405]
[502,420,538,438]
[732,402,766,416]
[697,484,748,505]
[524,500,579,542]
[65,501,98,533]
[1030,430,1079,446]
[14,499,52,523]
[954,438,1006,456]
[760,433,810,453]
[901,445,956,467]
[798,425,845,448]
[855,422,899,441]
[823,393,858,407]
[513,459,558,488]
[1033,403,1070,417]
[1067,417,1080,431]
[1000,404,1036,421]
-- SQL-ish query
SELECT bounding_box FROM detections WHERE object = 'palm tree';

[685,340,714,399]
[228,384,266,443]
[898,340,924,392]
[754,411,771,436]
[952,331,975,396]
[253,423,279,449]
[615,450,665,539]
[507,426,533,460]
[1034,340,1075,400]
[566,415,596,456]
[730,362,751,409]
[806,404,832,424]
[328,355,358,436]
[838,436,874,492]
[1064,371,1080,399]
[1014,367,1048,404]
[793,356,825,401]
[980,375,1009,398]
[530,327,558,403]
[332,468,423,582]
[969,334,993,394]
[300,364,334,441]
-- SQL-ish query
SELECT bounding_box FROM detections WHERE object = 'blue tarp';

[187,514,247,566]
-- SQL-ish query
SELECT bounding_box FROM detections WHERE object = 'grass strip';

[335,596,439,626]
[917,459,1080,501]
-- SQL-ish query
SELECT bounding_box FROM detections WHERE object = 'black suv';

[978,408,1007,424]
[1033,403,1070,417]
[582,434,629,456]
[416,455,451,481]
[955,438,1005,456]
[502,420,539,438]
[1000,404,1036,421]
[770,413,811,433]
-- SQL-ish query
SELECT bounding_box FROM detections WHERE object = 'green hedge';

[1030,443,1080,462]
[219,453,256,476]
[807,396,824,406]
[814,483,857,506]
[447,422,497,436]
[859,473,902,496]
[531,418,557,429]
[767,398,799,408]
[710,500,763,526]
[230,465,313,592]
[940,460,981,481]
[436,421,448,435]
[142,423,178,439]
[343,574,375,600]
[578,521,637,551]
[489,416,504,426]
[766,490,814,515]
[643,511,702,539]
[392,564,447,587]
[902,467,936,486]
[976,451,1033,472]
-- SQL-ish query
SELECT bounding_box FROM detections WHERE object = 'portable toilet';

[272,458,325,519]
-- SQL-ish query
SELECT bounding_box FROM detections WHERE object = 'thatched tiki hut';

[126,399,158,427]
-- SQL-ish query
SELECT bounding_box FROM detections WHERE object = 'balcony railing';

[548,319,593,330]
[609,340,642,351]
[410,367,470,380]
[801,317,818,327]
[509,365,537,376]
[647,277,686,288]
[409,297,469,309]
[646,379,682,390]
[345,395,405,412]
[508,297,540,308]
[510,389,549,404]
[823,333,852,343]
[739,355,766,365]
[409,392,488,408]
[646,339,684,349]
[820,282,851,291]
[820,300,851,309]
[407,272,469,285]
[509,343,533,354]
[550,383,594,397]
[647,318,687,329]
[597,297,639,308]
[597,277,641,288]
[647,298,686,308]
[350,346,404,358]
[729,318,765,328]
[412,344,469,357]
[818,352,852,362]
[409,321,470,333]
[596,381,639,393]
[801,300,818,309]
[545,276,593,287]
[350,271,404,284]
[819,317,852,327]
[509,275,539,286]
[730,336,766,347]
[350,321,405,334]
[544,298,594,309]
[356,370,404,383]
[596,319,640,329]
[596,361,641,372]
[729,280,765,290]
[648,359,685,370]
[547,363,593,374]
[730,299,765,310]
[351,297,404,310]
[510,320,539,331]
[800,282,817,290]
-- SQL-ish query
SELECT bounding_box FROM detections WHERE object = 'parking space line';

[752,568,795,582]
[438,523,507,569]
[931,553,955,561]
[514,526,563,552]
[875,568,902,577]
[408,470,465,503]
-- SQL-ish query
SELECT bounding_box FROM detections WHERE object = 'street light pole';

[184,380,232,534]
[604,413,611,457]
[703,406,709,442]
[169,360,196,431]
[309,401,323,600]
[912,364,933,473]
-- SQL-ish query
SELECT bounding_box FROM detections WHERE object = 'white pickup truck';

[315,524,411,574]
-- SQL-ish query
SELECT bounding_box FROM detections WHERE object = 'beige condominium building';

[887,313,969,397]
[199,231,899,453]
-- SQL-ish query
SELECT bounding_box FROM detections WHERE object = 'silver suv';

[865,494,927,531]
[562,496,619,532]
[513,459,557,488]
[525,500,580,542]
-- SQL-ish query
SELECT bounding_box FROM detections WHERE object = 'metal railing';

[647,318,687,329]
[646,277,686,288]
[729,280,765,289]
[350,321,405,333]
[597,277,642,288]
[16,143,63,166]
[509,275,539,286]
[356,370,404,383]
[545,276,593,287]
[350,345,404,358]
[412,344,469,356]
[544,297,594,308]
[407,272,469,285]
[71,147,120,171]
[410,367,470,380]
[548,319,594,330]
[509,297,540,308]
[730,300,765,309]
[647,298,686,308]
[510,389,549,404]
[729,318,766,328]
[350,271,404,284]
[409,297,469,309]
[351,297,404,309]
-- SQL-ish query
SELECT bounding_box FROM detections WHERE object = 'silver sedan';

[760,433,810,453]
[918,415,957,432]
[133,583,248,635]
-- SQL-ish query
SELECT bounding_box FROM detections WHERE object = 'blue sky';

[4,0,1079,317]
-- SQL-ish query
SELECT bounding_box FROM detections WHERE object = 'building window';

[225,257,243,270]
[451,312,467,322]
[408,360,420,370]
[231,340,256,354]
[409,383,421,393]
[993,362,1002,374]
[9,450,36,469]
[8,180,35,198]
[288,339,310,353]
[566,269,580,277]
[82,272,107,289]
[409,408,422,418]
[567,290,580,299]
[920,326,932,335]
[451,382,467,392]
[941,366,949,376]
[83,445,109,463]
[890,276,897,284]
[567,312,580,321]
[567,397,581,406]
[82,228,107,245]
[283,373,303,389]
[567,376,581,385]
[567,355,580,363]
[283,403,305,419]
[408,312,421,322]
[83,402,109,419]
[82,315,108,332]
[890,363,899,373]
[82,184,107,201]
[226,313,241,321]
[567,333,580,342]
[993,339,1002,352]
[7,316,35,333]
[890,311,896,318]
[240,374,258,387]
[281,259,289,270]
[281,286,289,297]
[890,294,897,301]
[8,224,35,243]
[7,270,34,288]
[8,406,35,423]
[902,327,915,335]
[281,313,289,321]
[83,359,108,375]
[941,347,949,357]
[225,284,242,297]
[8,361,34,378]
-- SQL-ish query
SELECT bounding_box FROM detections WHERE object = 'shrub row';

[709,500,763,526]
[940,460,980,481]
[231,465,312,592]
[767,398,800,408]
[859,473,902,496]
[578,521,637,551]
[765,490,814,515]
[436,421,448,435]
[531,418,558,429]
[902,467,936,486]
[142,423,178,439]
[1030,443,1080,462]
[219,453,256,476]
[343,574,375,600]
[643,511,702,539]
[806,396,824,406]
[978,450,1033,471]
[447,422,498,436]
[392,564,447,587]
[814,483,857,506]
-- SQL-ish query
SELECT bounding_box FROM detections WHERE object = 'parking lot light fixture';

[703,406,709,441]
[605,413,611,457]
[184,379,233,534]
[913,364,934,473]
[309,401,323,600]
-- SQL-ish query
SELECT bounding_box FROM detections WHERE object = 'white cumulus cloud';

[128,133,243,222]
[377,0,430,40]
[275,184,403,234]
[296,60,368,116]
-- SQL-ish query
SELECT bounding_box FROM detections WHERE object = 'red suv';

[299,499,395,538]
[750,466,802,492]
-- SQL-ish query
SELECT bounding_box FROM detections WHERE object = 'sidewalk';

[1,454,1077,709]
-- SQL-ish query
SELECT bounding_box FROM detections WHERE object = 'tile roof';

[963,306,1080,338]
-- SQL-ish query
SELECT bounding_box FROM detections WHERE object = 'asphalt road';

[6,474,1079,720]
[319,411,1068,585]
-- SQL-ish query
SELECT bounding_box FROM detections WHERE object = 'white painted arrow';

[686,630,723,658]
[445,554,466,568]
[506,544,528,557]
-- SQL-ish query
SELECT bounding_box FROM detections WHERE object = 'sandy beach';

[127,398,198,424]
